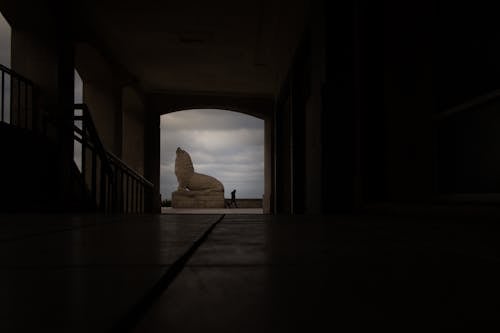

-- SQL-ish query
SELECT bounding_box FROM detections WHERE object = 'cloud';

[75,70,83,103]
[0,12,10,67]
[160,109,264,199]
[160,109,263,131]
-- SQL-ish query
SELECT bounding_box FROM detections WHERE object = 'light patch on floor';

[161,207,263,214]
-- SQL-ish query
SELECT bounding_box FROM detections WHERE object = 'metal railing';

[73,103,153,213]
[0,63,153,213]
[0,64,38,131]
[433,89,500,196]
[433,88,500,122]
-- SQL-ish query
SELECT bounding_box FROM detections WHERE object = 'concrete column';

[11,25,75,208]
[263,116,273,213]
[382,0,435,203]
[304,0,326,213]
[274,89,292,214]
[122,86,145,175]
[76,43,121,155]
[144,110,160,213]
[55,38,75,207]
[114,82,123,158]
[321,0,364,212]
[291,37,310,215]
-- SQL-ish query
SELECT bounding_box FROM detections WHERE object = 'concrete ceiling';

[75,0,307,95]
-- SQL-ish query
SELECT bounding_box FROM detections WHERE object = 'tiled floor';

[2,212,500,332]
[0,214,221,332]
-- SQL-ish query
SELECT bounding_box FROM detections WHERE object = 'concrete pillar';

[275,88,292,214]
[55,38,75,207]
[290,37,310,215]
[381,0,435,203]
[76,43,122,155]
[122,86,145,175]
[274,34,311,214]
[321,1,364,212]
[114,83,123,158]
[304,0,326,213]
[263,116,273,214]
[11,25,75,208]
[144,110,160,213]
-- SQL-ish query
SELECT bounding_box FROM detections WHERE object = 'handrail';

[74,103,113,174]
[106,151,153,187]
[0,64,35,85]
[73,103,153,213]
[0,64,153,213]
[434,88,500,121]
[0,63,38,132]
[74,103,152,187]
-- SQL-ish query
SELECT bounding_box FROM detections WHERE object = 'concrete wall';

[122,86,145,175]
[11,29,59,126]
[381,1,435,203]
[75,43,121,155]
[6,1,75,206]
[303,0,326,213]
[275,0,437,212]
[437,99,500,194]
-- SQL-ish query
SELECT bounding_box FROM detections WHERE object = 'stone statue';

[171,147,225,208]
[174,147,224,193]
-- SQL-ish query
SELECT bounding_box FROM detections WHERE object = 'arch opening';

[160,109,265,213]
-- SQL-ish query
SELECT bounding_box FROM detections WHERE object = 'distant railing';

[433,88,500,122]
[73,103,153,213]
[0,64,38,131]
[433,90,500,196]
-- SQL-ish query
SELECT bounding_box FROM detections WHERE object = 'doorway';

[160,109,265,214]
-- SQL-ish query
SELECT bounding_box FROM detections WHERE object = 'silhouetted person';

[230,189,238,208]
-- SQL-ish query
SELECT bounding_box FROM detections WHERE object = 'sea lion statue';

[174,147,224,193]
[171,147,225,208]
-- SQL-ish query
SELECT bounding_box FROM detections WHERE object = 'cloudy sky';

[73,70,83,170]
[160,109,264,200]
[0,12,10,67]
[0,12,10,121]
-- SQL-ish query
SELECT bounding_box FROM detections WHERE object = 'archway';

[144,93,274,214]
[160,109,265,213]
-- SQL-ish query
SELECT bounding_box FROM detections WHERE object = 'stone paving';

[2,212,500,332]
[161,207,263,214]
[0,214,221,332]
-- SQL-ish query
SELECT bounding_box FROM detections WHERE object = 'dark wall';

[380,1,436,203]
[434,2,500,196]
[275,79,292,213]
[436,2,500,110]
[8,1,76,207]
[320,0,399,210]
[275,1,386,213]
[277,0,500,211]
[437,100,500,194]
[274,33,311,214]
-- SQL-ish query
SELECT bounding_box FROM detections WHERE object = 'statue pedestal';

[171,191,225,208]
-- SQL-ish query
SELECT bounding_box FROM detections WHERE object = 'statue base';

[171,190,225,208]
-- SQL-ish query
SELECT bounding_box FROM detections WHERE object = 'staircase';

[0,64,153,213]
[73,104,153,213]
